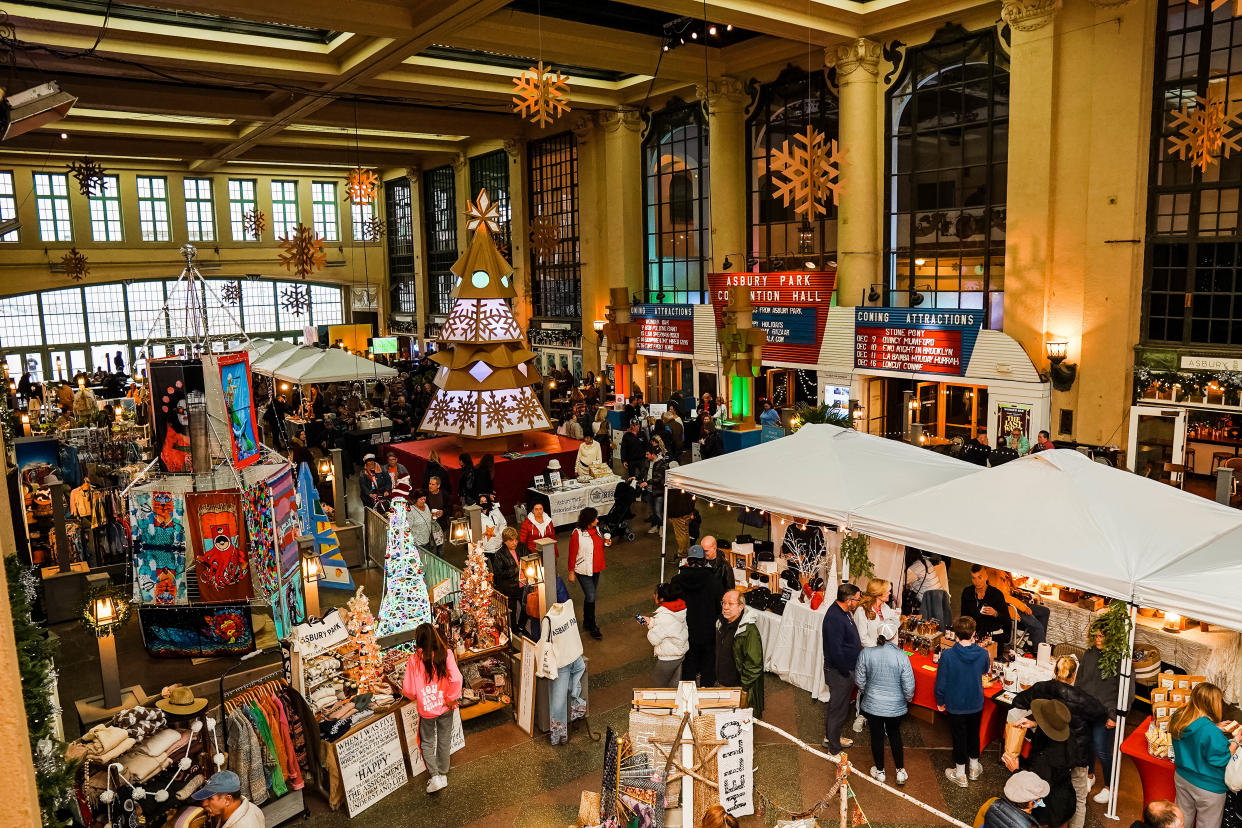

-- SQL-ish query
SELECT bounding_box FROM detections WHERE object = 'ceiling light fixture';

[709,25,718,35]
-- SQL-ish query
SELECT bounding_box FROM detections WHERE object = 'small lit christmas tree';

[460,541,497,650]
[342,587,387,694]
[376,478,433,642]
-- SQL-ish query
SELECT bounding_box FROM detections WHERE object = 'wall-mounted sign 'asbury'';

[707,271,837,365]
[854,308,984,376]
[632,303,695,355]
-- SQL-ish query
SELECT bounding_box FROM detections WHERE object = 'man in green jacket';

[717,589,765,717]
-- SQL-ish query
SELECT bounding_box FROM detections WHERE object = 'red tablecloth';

[387,433,582,511]
[908,651,1007,748]
[1121,716,1175,807]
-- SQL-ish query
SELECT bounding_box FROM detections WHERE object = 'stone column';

[503,138,532,325]
[451,151,470,263]
[598,109,645,299]
[573,114,606,374]
[405,166,431,351]
[696,76,749,272]
[832,38,883,308]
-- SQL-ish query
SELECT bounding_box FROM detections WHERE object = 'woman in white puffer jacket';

[641,583,689,687]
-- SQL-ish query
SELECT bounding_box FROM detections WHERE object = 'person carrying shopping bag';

[539,598,587,745]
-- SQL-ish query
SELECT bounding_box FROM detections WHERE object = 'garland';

[1134,366,1242,398]
[840,532,874,581]
[1090,601,1134,679]
[77,580,133,638]
[6,556,77,824]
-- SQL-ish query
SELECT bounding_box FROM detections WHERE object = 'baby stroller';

[597,480,638,543]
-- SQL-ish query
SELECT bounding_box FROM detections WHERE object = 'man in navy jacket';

[821,582,862,754]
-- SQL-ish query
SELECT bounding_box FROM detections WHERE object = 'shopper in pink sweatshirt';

[402,623,463,794]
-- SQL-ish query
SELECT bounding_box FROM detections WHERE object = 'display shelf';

[459,698,507,721]
[458,642,509,664]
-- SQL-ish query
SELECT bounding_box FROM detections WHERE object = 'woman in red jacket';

[567,507,605,640]
[519,502,558,560]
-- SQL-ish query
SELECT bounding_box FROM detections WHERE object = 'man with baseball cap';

[192,771,264,827]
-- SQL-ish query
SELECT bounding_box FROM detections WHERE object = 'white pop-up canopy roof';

[273,346,396,384]
[849,449,1242,605]
[664,423,975,525]
[1137,523,1242,630]
[251,343,318,376]
[245,338,287,359]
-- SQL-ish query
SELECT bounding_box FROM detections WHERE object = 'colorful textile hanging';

[242,480,279,597]
[269,467,301,576]
[129,490,188,605]
[185,489,251,603]
[296,462,353,590]
[139,602,254,658]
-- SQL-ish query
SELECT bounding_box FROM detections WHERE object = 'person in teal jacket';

[1171,682,1240,828]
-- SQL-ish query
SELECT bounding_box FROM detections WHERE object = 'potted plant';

[1089,601,1134,678]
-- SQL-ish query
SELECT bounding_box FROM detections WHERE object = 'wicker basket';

[1133,647,1162,686]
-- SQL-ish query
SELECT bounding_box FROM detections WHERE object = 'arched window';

[643,99,709,304]
[747,65,840,270]
[886,24,1009,329]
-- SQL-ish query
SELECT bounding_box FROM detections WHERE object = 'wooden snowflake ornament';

[529,215,559,263]
[242,209,267,241]
[345,168,379,205]
[512,60,571,128]
[61,247,89,281]
[770,125,845,219]
[66,157,106,197]
[1168,95,1242,171]
[280,285,311,317]
[466,188,503,234]
[362,214,386,242]
[220,280,242,306]
[277,223,327,279]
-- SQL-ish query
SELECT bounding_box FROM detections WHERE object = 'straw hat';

[156,685,208,715]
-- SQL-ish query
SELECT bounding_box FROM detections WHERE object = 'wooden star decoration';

[345,168,379,205]
[770,125,845,219]
[277,223,327,279]
[243,209,267,241]
[66,157,106,197]
[61,247,89,281]
[362,214,386,242]
[466,188,503,234]
[512,60,571,128]
[529,215,559,263]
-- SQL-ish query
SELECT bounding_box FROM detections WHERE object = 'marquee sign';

[707,271,837,365]
[632,303,695,356]
[853,308,983,376]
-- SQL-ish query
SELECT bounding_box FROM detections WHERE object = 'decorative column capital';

[451,152,468,173]
[695,76,748,114]
[599,108,643,135]
[571,113,595,143]
[831,38,883,81]
[404,165,420,180]
[1001,0,1060,32]
[502,137,521,161]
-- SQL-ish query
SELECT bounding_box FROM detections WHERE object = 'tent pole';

[659,484,669,582]
[1105,602,1138,821]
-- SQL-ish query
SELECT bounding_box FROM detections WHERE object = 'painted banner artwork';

[218,352,260,469]
[297,462,353,590]
[185,489,251,603]
[271,572,305,640]
[129,490,188,605]
[242,480,279,597]
[269,467,302,577]
[148,358,205,474]
[138,602,254,658]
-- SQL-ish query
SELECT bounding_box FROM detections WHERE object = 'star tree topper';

[512,60,571,128]
[770,125,845,219]
[466,188,503,234]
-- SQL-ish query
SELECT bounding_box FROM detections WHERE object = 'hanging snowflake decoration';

[277,223,327,279]
[466,188,502,234]
[280,284,311,317]
[1168,95,1242,171]
[66,157,106,197]
[345,167,379,205]
[242,209,267,241]
[770,125,845,219]
[362,214,386,242]
[61,247,89,281]
[1190,0,1242,16]
[219,280,242,306]
[529,215,559,263]
[512,60,571,128]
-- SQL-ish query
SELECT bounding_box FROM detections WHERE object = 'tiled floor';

[54,498,1147,827]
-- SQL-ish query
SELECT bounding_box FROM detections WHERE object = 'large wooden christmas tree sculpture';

[420,190,551,439]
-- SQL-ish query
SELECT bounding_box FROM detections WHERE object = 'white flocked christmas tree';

[375,478,433,641]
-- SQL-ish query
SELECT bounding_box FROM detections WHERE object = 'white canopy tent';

[272,347,397,384]
[1138,523,1242,631]
[251,344,319,377]
[663,423,974,525]
[244,338,289,359]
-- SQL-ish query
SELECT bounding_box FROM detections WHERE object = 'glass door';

[1127,405,1187,483]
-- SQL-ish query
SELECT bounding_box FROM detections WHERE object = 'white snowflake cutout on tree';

[481,391,514,433]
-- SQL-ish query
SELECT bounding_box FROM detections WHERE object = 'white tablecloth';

[757,598,831,702]
[528,477,620,527]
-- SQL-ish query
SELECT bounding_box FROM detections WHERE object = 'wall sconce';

[592,320,606,335]
[721,255,734,271]
[1045,339,1078,391]
[851,401,865,420]
[866,283,882,303]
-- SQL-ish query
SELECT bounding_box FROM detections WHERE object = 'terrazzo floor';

[53,491,1147,828]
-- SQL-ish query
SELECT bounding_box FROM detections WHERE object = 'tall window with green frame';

[748,65,840,272]
[136,176,171,242]
[228,179,258,241]
[886,24,1009,328]
[0,171,17,241]
[644,99,710,304]
[183,177,215,242]
[88,175,123,242]
[1144,0,1242,346]
[311,181,339,241]
[271,180,299,239]
[34,173,73,242]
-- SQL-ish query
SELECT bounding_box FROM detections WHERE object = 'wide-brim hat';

[547,459,561,470]
[156,685,207,715]
[1031,698,1071,742]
